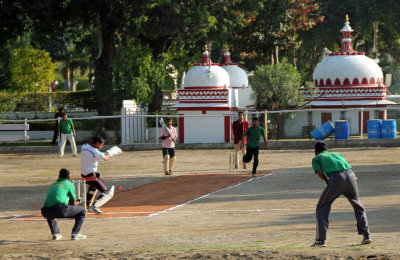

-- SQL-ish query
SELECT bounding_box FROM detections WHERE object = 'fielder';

[241,117,267,177]
[311,141,371,247]
[80,135,114,214]
[159,117,177,175]
[232,111,249,169]
[41,168,86,240]
[58,112,77,158]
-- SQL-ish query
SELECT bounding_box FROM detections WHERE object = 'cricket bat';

[159,118,174,143]
[106,146,123,156]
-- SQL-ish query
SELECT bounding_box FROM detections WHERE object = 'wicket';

[71,179,87,211]
[229,151,239,171]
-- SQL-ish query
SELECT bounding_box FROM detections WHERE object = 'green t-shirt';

[43,178,76,207]
[59,118,74,134]
[312,151,352,177]
[244,126,265,148]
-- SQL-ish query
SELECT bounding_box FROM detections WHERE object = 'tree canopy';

[250,60,302,109]
[9,44,57,93]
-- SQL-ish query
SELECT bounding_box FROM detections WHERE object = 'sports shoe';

[361,235,372,245]
[52,234,62,240]
[311,240,326,247]
[88,205,103,214]
[71,233,86,240]
[252,173,256,177]
[165,171,172,175]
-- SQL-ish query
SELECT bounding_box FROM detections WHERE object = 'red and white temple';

[173,49,239,143]
[297,15,395,136]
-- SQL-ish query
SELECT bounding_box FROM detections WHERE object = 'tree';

[113,40,154,108]
[250,60,302,109]
[234,0,323,69]
[9,44,57,93]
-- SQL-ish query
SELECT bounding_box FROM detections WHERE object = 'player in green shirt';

[58,113,77,158]
[311,141,371,247]
[241,117,267,177]
[41,168,86,240]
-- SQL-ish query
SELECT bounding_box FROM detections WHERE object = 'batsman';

[311,141,371,247]
[159,117,177,175]
[80,135,114,214]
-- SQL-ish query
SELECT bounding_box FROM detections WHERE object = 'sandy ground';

[0,146,399,259]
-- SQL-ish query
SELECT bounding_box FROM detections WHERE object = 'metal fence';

[1,106,400,144]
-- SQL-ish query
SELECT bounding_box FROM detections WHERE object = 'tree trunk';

[148,85,163,112]
[94,29,115,116]
[64,58,72,91]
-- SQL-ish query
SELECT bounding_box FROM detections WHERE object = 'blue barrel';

[367,120,382,139]
[311,121,334,140]
[335,120,349,140]
[381,119,397,139]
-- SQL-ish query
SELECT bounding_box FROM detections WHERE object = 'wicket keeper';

[41,168,86,240]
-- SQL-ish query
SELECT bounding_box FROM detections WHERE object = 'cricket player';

[41,168,86,240]
[80,135,114,214]
[58,113,77,157]
[241,117,267,177]
[232,111,250,169]
[311,141,371,247]
[159,117,177,175]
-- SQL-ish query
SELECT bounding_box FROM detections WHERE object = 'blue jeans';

[41,203,86,235]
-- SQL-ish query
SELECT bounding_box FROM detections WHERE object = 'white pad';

[93,186,114,208]
[106,146,123,156]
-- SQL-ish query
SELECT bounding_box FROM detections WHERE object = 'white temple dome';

[220,51,249,88]
[183,51,230,89]
[313,55,383,87]
[313,16,384,87]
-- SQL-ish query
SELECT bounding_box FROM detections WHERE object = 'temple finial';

[345,14,349,22]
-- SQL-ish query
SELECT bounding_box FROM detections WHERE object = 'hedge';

[0,90,97,112]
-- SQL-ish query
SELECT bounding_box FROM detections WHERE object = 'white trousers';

[59,133,77,157]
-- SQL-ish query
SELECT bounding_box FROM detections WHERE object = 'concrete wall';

[181,111,226,143]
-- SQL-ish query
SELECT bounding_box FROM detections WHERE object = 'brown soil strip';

[11,171,271,220]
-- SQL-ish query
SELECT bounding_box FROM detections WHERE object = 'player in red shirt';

[231,112,250,169]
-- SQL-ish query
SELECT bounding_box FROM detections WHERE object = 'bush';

[0,92,16,112]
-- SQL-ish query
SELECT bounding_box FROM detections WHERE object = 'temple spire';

[339,14,355,54]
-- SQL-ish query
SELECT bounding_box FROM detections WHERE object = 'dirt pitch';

[0,147,399,259]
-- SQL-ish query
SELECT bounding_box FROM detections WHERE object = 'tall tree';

[9,44,57,93]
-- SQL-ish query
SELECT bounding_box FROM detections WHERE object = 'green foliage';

[250,60,302,109]
[0,90,97,112]
[9,45,57,93]
[0,92,17,112]
[113,41,153,106]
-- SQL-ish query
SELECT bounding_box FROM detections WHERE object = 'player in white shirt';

[80,136,113,214]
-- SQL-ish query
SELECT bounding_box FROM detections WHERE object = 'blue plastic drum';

[367,120,382,139]
[381,119,397,139]
[335,120,349,140]
[311,121,334,140]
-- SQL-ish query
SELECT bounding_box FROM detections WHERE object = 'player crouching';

[81,135,114,214]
